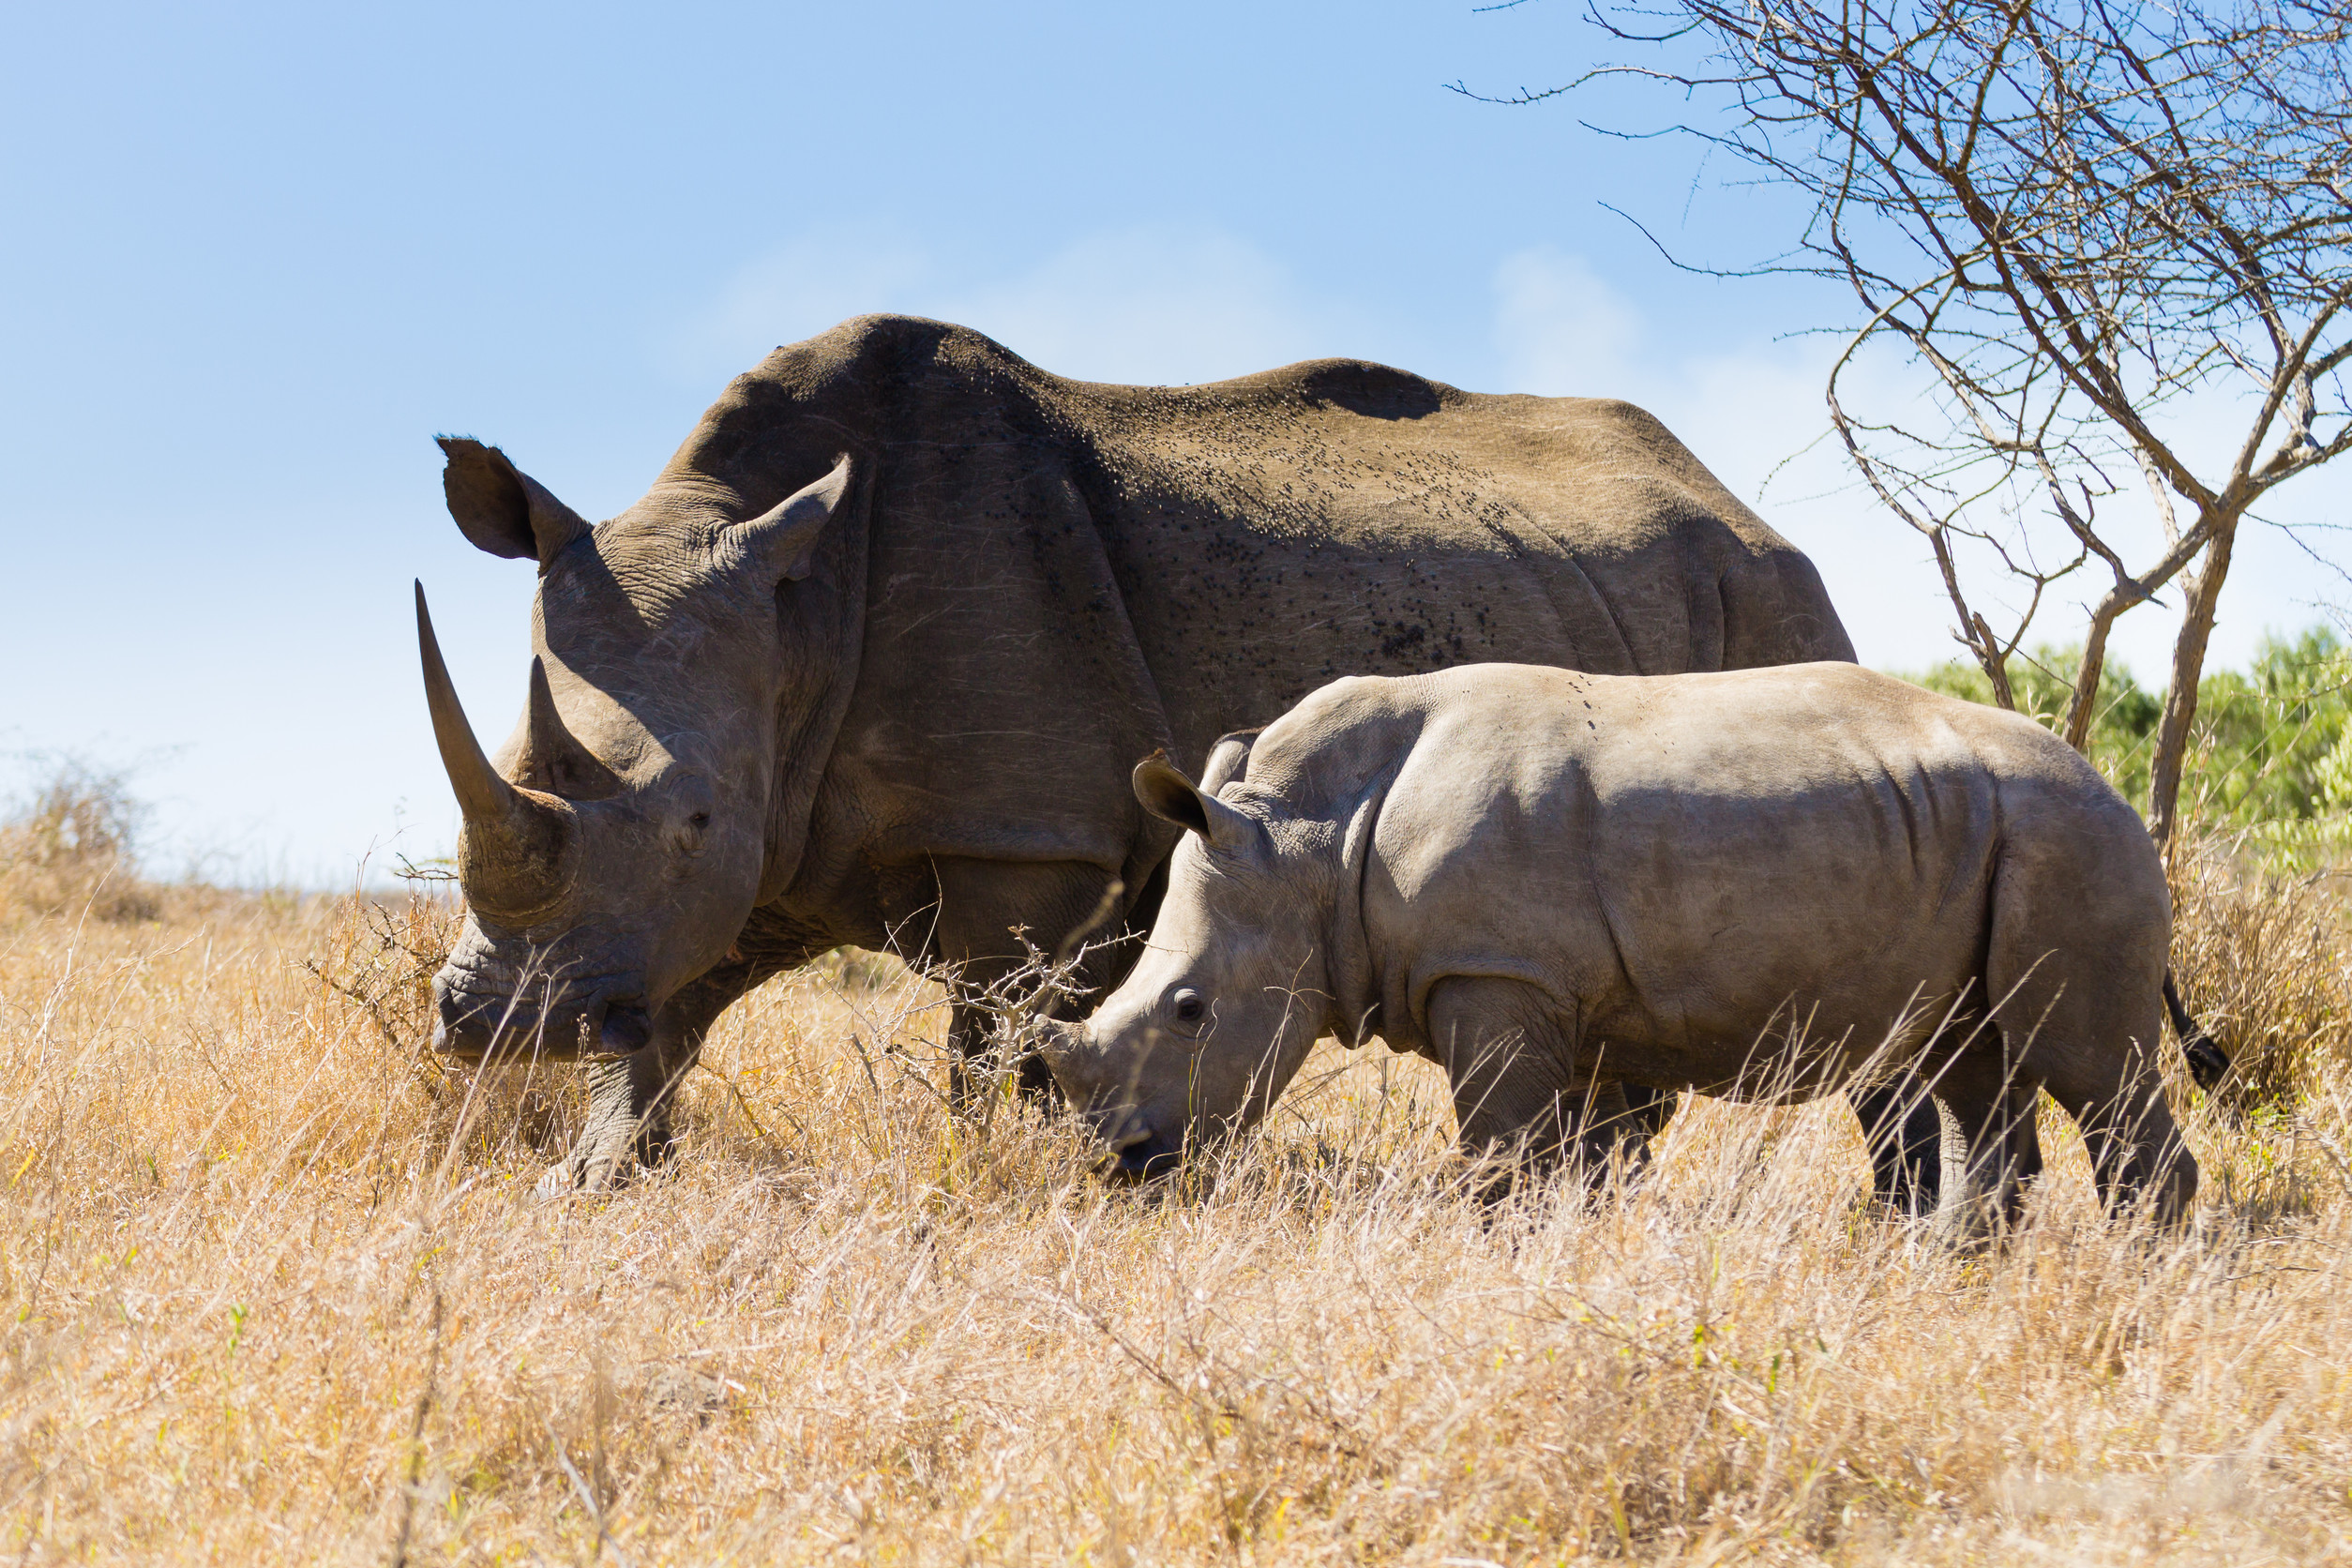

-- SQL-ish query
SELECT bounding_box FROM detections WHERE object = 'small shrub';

[1910,628,2352,867]
[304,872,464,1057]
[0,757,158,923]
[2168,835,2352,1110]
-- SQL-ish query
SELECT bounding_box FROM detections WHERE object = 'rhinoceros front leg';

[926,857,1138,1106]
[539,964,754,1198]
[542,1048,679,1198]
[1427,976,1645,1199]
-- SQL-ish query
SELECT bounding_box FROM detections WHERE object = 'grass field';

[3,810,2351,1563]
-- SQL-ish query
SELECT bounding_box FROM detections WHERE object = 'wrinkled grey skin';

[415,314,1863,1194]
[1044,663,2200,1233]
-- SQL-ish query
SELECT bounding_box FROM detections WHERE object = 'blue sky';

[2,1,2341,884]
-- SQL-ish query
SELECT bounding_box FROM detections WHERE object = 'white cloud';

[1490,247,1645,397]
[665,223,1335,391]
[661,225,931,385]
[944,228,1325,386]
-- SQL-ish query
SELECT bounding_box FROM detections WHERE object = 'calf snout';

[1035,1018,1186,1177]
[1033,1018,1134,1121]
[1033,1017,1088,1080]
[1109,1126,1183,1180]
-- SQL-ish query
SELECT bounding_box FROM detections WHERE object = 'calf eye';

[1170,988,1206,1024]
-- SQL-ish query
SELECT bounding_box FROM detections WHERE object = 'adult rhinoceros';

[415,313,1862,1192]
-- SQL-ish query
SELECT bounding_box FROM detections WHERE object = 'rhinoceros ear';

[437,437,591,567]
[1134,755,1261,853]
[730,454,852,583]
[1198,729,1262,794]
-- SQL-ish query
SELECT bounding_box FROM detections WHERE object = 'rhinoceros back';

[1269,662,2157,1077]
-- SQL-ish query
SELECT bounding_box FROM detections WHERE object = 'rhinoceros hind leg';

[1849,1074,1949,1216]
[1618,1084,1679,1146]
[1923,1053,2044,1244]
[945,981,1063,1105]
[2038,1037,2196,1226]
[924,857,1140,1107]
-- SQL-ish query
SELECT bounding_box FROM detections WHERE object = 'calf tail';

[2163,970,2232,1092]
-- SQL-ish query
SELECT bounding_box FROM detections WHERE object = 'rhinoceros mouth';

[437,971,634,1001]
[1109,1137,1183,1181]
[430,973,650,1060]
[1096,1118,1183,1181]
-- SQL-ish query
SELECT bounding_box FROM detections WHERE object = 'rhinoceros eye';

[1170,988,1206,1025]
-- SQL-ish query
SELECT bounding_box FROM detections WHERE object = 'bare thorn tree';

[1465,0,2352,841]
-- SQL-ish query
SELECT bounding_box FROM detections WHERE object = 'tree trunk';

[2147,513,2239,846]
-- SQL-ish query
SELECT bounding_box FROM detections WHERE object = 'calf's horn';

[415,580,575,917]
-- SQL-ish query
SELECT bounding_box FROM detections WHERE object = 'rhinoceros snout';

[1109,1125,1183,1180]
[430,974,652,1060]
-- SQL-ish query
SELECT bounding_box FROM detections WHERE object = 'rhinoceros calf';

[1042,662,2199,1229]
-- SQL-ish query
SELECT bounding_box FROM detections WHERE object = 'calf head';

[1039,751,1337,1173]
[419,438,852,1059]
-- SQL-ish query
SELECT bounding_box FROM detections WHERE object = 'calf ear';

[437,437,591,566]
[1134,756,1261,853]
[729,454,852,582]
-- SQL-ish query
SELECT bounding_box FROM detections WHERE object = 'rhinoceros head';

[1039,754,1336,1174]
[418,437,852,1059]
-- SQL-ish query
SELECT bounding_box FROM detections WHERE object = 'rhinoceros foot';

[532,1130,679,1200]
[531,1051,681,1200]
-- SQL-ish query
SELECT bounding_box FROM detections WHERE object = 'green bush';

[1908,626,2352,867]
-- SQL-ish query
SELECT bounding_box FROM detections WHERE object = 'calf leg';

[1427,977,1637,1199]
[1850,1073,1951,1216]
[1983,845,2196,1226]
[1924,1050,2044,1244]
[2038,1036,2196,1225]
[1613,1080,1948,1214]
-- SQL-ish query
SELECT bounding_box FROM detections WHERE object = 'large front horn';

[415,580,575,918]
[415,580,514,822]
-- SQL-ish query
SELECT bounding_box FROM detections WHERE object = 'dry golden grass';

[2,851,2349,1565]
